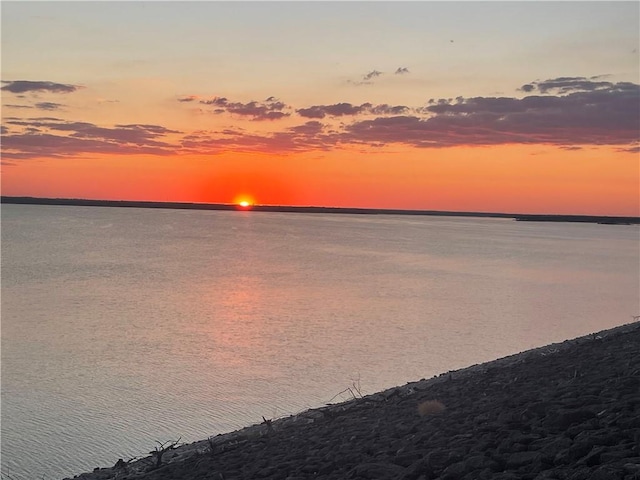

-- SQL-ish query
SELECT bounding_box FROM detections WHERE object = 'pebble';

[66,322,640,480]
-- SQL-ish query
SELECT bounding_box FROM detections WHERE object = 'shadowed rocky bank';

[67,321,640,480]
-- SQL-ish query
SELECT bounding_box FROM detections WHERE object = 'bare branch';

[262,416,274,435]
[149,437,182,468]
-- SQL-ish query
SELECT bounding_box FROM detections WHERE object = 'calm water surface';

[2,205,638,479]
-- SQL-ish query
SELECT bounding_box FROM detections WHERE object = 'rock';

[393,450,423,468]
[589,465,626,480]
[548,409,597,430]
[398,457,432,480]
[578,446,606,467]
[347,462,405,479]
[506,451,541,469]
[440,460,468,479]
[63,323,640,480]
[464,454,497,471]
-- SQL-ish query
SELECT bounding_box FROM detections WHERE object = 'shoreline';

[3,196,639,225]
[67,320,640,480]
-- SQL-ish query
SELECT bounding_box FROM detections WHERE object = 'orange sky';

[3,144,637,216]
[2,2,639,216]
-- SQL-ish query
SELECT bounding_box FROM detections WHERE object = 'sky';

[1,1,639,215]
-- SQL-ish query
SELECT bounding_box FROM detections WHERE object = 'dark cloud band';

[4,77,638,160]
[198,96,290,121]
[1,80,79,94]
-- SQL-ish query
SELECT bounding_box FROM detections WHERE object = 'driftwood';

[149,437,181,468]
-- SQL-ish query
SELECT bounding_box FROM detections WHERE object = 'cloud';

[342,81,639,149]
[96,98,120,104]
[197,96,290,121]
[297,103,364,119]
[618,145,640,153]
[4,101,65,111]
[1,118,181,159]
[296,102,409,119]
[363,70,383,81]
[35,102,64,111]
[288,121,324,135]
[179,121,339,155]
[1,80,80,94]
[256,111,289,121]
[5,76,637,160]
[177,95,199,102]
[348,70,386,86]
[295,106,327,119]
[369,104,410,115]
[395,67,410,75]
[518,76,615,94]
[200,97,228,107]
[3,104,33,109]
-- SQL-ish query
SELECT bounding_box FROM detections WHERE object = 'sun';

[234,195,255,209]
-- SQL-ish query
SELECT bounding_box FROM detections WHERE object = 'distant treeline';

[2,196,638,225]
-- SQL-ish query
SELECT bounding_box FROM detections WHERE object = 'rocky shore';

[68,322,640,480]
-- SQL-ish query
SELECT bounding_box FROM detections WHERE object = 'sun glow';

[234,195,255,208]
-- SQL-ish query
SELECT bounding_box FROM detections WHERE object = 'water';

[1,204,638,479]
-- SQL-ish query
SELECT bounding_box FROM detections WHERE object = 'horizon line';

[2,196,639,224]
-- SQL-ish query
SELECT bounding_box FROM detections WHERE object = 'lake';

[1,204,638,479]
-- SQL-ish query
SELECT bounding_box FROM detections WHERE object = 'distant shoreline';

[2,196,638,225]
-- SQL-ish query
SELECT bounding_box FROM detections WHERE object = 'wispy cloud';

[618,145,640,153]
[96,98,120,104]
[518,76,617,94]
[1,80,80,94]
[345,80,639,148]
[363,70,383,81]
[179,121,338,155]
[394,67,410,75]
[370,104,411,115]
[177,95,199,103]
[197,96,290,121]
[35,102,64,111]
[296,102,409,119]
[2,118,180,159]
[348,69,386,86]
[297,103,364,119]
[222,79,639,151]
[4,77,638,161]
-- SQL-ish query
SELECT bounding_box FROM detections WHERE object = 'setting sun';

[233,194,255,208]
[1,2,638,217]
[235,195,255,209]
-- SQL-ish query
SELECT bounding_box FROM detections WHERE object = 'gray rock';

[506,451,541,469]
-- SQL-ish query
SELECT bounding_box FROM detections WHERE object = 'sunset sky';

[2,1,639,215]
